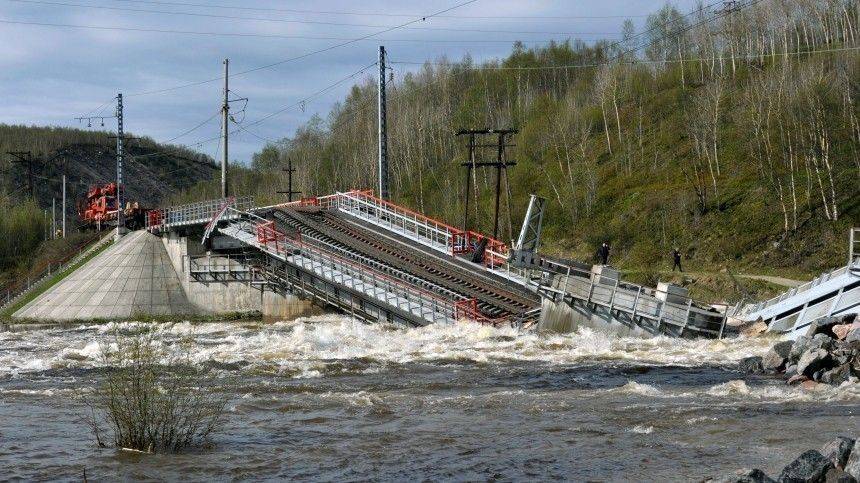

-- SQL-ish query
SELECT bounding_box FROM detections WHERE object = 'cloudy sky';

[0,0,691,163]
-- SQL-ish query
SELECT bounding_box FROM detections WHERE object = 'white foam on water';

[630,425,654,434]
[0,315,810,382]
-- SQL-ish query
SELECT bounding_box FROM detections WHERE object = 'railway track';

[269,207,539,319]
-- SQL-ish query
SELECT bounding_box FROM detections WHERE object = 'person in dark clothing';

[597,241,610,265]
[671,248,683,272]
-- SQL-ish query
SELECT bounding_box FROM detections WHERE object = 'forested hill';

[181,1,858,276]
[0,124,216,220]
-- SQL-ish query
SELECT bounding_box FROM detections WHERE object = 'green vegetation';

[169,1,858,292]
[84,326,228,453]
[0,237,113,318]
[0,195,48,273]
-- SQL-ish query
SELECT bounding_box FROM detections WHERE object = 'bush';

[85,326,228,453]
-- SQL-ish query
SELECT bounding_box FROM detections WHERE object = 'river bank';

[2,316,859,480]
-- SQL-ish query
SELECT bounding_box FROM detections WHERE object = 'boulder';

[819,365,853,385]
[833,323,860,341]
[820,436,856,469]
[801,380,824,391]
[741,319,769,337]
[846,329,860,345]
[710,468,776,483]
[846,445,860,480]
[810,334,836,352]
[740,356,765,374]
[787,374,810,386]
[778,450,834,482]
[798,349,833,378]
[763,341,796,372]
[792,336,813,362]
[807,317,843,338]
[823,467,856,483]
[785,364,799,378]
[842,313,858,324]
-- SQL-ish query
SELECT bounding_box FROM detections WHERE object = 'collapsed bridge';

[142,190,727,338]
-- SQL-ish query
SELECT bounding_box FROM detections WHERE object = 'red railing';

[454,298,511,326]
[146,209,164,231]
[256,220,289,254]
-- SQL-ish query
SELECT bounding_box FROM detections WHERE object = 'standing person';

[597,241,610,265]
[671,247,683,272]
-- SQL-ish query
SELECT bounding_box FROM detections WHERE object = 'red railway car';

[77,182,147,230]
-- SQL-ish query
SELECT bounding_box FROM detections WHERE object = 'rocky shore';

[708,435,860,482]
[740,314,860,388]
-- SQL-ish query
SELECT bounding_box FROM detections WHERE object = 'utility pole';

[61,173,66,238]
[221,58,229,199]
[377,45,389,200]
[52,197,56,239]
[455,129,518,239]
[277,157,301,202]
[7,151,35,199]
[115,92,124,240]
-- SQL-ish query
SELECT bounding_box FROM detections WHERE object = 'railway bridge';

[144,190,728,337]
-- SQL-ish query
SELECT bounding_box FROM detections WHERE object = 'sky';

[0,0,693,164]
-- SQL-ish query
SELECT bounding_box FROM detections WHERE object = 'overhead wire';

[5,0,623,36]
[102,0,659,20]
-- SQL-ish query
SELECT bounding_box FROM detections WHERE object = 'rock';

[807,317,843,338]
[764,351,789,372]
[792,336,813,362]
[813,369,827,382]
[710,468,776,483]
[740,356,764,374]
[820,436,856,469]
[823,467,856,483]
[833,323,860,341]
[846,329,860,344]
[785,364,799,378]
[842,313,858,324]
[778,450,834,482]
[798,349,833,378]
[764,341,796,372]
[810,334,836,352]
[787,374,810,385]
[820,365,853,385]
[846,445,860,480]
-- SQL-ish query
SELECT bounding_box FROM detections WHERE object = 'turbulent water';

[2,316,860,481]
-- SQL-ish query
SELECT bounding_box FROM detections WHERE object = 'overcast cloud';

[0,0,691,163]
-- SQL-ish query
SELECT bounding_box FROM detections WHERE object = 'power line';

[162,109,220,143]
[6,0,623,36]
[103,0,657,20]
[97,0,479,98]
[0,18,588,44]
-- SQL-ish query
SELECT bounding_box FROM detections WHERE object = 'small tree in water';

[85,326,227,453]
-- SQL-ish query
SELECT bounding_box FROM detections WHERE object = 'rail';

[224,209,504,326]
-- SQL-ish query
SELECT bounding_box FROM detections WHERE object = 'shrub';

[85,326,228,453]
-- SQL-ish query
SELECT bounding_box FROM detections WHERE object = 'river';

[2,316,859,481]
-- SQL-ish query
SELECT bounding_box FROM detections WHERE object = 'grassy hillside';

[175,1,859,292]
[0,124,216,286]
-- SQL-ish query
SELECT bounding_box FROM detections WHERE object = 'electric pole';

[115,92,125,240]
[277,157,301,202]
[62,173,66,238]
[52,197,56,239]
[377,45,389,200]
[221,58,229,199]
[455,129,518,239]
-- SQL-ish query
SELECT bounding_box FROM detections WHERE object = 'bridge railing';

[146,196,253,232]
[226,210,468,326]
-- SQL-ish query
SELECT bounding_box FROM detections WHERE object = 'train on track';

[76,182,148,230]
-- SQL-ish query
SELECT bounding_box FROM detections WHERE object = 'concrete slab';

[13,231,195,321]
